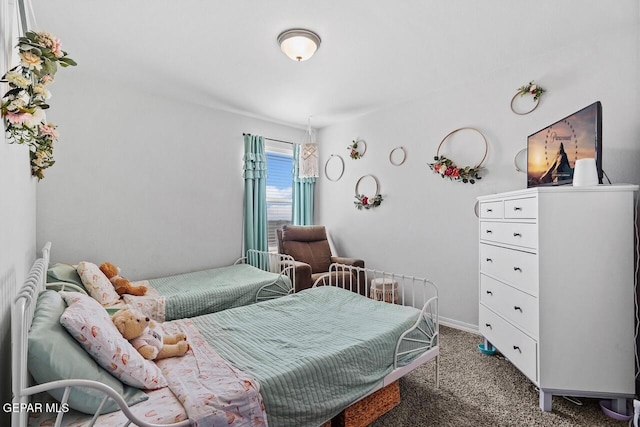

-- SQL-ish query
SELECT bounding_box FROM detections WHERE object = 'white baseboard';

[439,316,480,335]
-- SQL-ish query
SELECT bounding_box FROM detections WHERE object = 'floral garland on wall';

[1,31,76,179]
[428,156,482,184]
[427,127,488,184]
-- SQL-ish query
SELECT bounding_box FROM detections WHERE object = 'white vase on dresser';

[477,184,638,412]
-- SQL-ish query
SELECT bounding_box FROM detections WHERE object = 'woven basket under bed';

[332,380,400,427]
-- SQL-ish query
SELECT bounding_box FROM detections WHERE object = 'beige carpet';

[371,326,629,427]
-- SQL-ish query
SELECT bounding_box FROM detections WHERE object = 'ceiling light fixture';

[277,29,321,62]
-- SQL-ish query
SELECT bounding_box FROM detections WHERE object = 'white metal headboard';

[11,242,190,427]
[11,242,49,427]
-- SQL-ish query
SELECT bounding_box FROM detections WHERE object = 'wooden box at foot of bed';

[12,244,439,427]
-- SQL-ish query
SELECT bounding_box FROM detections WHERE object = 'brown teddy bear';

[99,262,148,296]
[112,307,189,360]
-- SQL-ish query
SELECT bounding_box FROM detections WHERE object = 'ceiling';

[29,1,636,129]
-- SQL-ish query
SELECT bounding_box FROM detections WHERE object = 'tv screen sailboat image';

[527,101,602,187]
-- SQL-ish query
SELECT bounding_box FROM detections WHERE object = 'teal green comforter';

[192,286,435,427]
[150,264,291,320]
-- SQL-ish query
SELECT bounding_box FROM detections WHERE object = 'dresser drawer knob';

[485,323,492,329]
[485,230,493,234]
[513,345,522,353]
[513,267,522,272]
[485,258,493,262]
[513,232,522,237]
[513,207,522,211]
[486,290,493,295]
[514,306,522,312]
[486,208,493,212]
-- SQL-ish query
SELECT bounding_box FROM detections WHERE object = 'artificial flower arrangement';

[347,139,365,159]
[517,81,545,102]
[1,31,76,179]
[428,155,482,184]
[354,193,383,210]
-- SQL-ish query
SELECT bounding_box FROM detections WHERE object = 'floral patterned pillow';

[59,291,168,390]
[76,261,120,306]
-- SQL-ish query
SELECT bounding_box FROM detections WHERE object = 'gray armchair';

[276,225,365,293]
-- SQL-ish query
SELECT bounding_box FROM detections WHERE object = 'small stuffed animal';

[112,307,189,360]
[99,262,148,296]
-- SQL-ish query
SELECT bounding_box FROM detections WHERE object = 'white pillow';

[59,291,168,390]
[76,261,120,306]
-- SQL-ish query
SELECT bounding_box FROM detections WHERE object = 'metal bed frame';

[234,249,296,302]
[313,263,440,390]
[12,246,438,427]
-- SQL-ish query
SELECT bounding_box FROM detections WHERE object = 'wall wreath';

[510,81,546,115]
[354,174,383,210]
[389,146,406,166]
[514,147,527,173]
[347,138,367,159]
[428,127,487,184]
[324,154,345,182]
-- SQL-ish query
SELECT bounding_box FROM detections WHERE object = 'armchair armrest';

[288,260,312,292]
[330,256,365,268]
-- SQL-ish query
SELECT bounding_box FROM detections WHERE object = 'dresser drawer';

[504,197,537,219]
[480,304,538,382]
[480,274,538,337]
[480,221,538,250]
[480,244,538,296]
[479,201,503,219]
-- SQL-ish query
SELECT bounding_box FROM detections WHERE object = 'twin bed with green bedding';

[124,262,294,321]
[192,285,438,427]
[47,250,295,321]
[20,244,439,427]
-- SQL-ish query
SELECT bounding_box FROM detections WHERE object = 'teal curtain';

[243,134,268,253]
[292,144,316,225]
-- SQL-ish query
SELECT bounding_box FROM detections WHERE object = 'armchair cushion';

[280,225,332,274]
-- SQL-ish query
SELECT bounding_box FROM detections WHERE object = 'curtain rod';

[242,133,295,145]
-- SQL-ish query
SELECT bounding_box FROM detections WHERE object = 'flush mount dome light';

[277,28,321,62]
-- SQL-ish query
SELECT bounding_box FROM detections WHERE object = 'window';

[265,143,293,251]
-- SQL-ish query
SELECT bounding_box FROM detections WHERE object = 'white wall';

[0,0,37,423]
[317,22,640,330]
[36,70,306,279]
[0,122,36,427]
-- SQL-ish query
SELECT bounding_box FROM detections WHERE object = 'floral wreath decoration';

[1,31,77,179]
[354,174,383,210]
[427,127,488,184]
[517,81,545,101]
[429,155,482,184]
[511,80,546,115]
[354,193,383,210]
[347,138,366,159]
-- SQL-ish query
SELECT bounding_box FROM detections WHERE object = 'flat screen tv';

[527,101,602,187]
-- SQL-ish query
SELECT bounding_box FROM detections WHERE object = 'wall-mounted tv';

[527,101,602,187]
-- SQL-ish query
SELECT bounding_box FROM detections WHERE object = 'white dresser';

[477,185,638,412]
